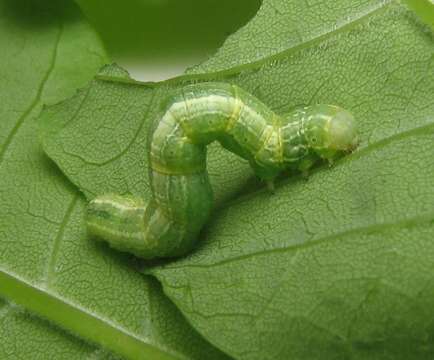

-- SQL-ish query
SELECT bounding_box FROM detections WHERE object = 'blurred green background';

[75,0,261,80]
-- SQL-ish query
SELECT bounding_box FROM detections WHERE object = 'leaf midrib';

[0,268,181,360]
[159,213,434,271]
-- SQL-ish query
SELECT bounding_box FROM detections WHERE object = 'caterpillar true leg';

[86,82,358,259]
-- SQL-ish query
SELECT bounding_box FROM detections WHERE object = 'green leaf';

[188,0,392,73]
[0,1,229,359]
[40,0,434,359]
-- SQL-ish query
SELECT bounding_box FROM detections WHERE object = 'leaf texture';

[189,0,390,73]
[40,0,434,359]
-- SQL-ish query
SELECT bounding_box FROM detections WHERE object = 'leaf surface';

[40,0,434,359]
[189,0,388,73]
[0,1,229,359]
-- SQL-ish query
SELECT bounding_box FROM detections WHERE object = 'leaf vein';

[43,194,79,287]
[0,269,180,360]
[161,213,434,271]
[0,21,63,166]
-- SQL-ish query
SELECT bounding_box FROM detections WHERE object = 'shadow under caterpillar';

[86,82,359,259]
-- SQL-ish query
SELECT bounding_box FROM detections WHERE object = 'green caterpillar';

[86,82,358,259]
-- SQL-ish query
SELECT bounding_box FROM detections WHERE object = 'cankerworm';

[87,82,358,259]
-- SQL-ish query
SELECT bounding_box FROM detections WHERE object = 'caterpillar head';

[304,104,359,161]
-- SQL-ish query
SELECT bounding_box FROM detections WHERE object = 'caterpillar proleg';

[86,82,358,259]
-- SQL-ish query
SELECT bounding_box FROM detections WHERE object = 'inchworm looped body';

[86,82,358,259]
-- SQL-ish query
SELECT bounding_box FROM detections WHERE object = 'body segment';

[87,82,358,259]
